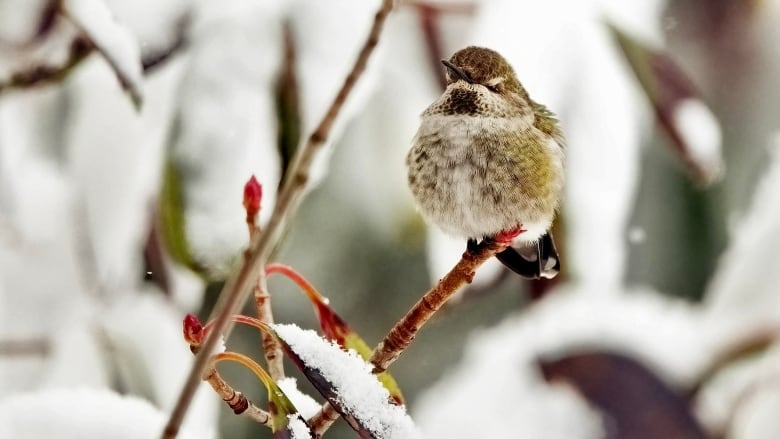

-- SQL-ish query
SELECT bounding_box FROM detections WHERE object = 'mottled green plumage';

[407,46,565,258]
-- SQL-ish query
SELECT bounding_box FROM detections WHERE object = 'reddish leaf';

[539,351,710,439]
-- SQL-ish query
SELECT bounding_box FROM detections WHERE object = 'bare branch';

[370,238,508,372]
[247,221,285,381]
[309,402,340,438]
[0,37,92,93]
[201,368,272,427]
[161,1,395,437]
[307,238,509,435]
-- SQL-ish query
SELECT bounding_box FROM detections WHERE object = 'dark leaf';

[539,351,710,439]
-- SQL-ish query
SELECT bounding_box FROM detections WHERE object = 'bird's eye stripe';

[485,77,504,88]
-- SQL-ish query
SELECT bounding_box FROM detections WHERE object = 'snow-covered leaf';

[609,23,723,185]
[267,264,405,404]
[288,414,313,439]
[272,324,420,439]
[277,377,321,419]
[415,286,711,438]
[168,1,284,278]
[62,0,144,109]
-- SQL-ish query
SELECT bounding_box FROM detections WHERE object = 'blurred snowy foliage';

[0,388,213,439]
[1,0,779,437]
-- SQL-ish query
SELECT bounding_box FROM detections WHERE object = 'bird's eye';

[484,79,503,93]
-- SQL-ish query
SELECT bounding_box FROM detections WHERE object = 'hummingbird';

[406,46,564,279]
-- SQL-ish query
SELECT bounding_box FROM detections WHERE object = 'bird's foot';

[493,225,526,245]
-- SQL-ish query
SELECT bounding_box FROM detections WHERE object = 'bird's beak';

[441,59,472,83]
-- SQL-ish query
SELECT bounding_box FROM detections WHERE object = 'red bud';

[183,313,204,346]
[243,175,262,222]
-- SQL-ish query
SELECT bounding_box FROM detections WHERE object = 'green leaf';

[158,160,198,272]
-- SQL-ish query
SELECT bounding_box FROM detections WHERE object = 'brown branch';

[370,238,508,372]
[309,402,341,438]
[161,1,395,437]
[247,224,285,381]
[255,269,285,380]
[0,37,92,93]
[307,238,509,434]
[201,367,272,426]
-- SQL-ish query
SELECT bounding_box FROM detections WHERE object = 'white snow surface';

[0,0,51,43]
[273,324,421,439]
[288,414,313,439]
[99,292,219,430]
[105,0,190,54]
[277,377,322,419]
[65,55,184,291]
[0,388,213,439]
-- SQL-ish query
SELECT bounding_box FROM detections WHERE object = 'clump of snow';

[705,136,780,325]
[277,377,322,419]
[0,0,52,44]
[104,0,190,56]
[0,388,213,439]
[273,324,421,439]
[415,285,715,438]
[63,0,144,107]
[170,1,283,277]
[288,414,313,439]
[672,98,724,183]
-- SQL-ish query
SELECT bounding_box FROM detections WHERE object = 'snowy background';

[2,0,780,437]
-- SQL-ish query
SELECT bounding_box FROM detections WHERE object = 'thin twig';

[0,37,92,93]
[248,224,285,381]
[201,367,272,426]
[255,269,285,379]
[309,402,341,438]
[370,238,508,372]
[307,238,509,434]
[161,1,395,437]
